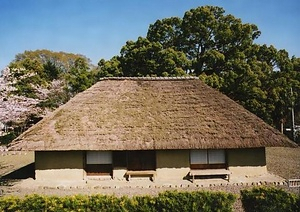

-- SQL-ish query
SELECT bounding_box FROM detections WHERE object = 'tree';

[180,6,260,75]
[66,57,94,96]
[96,57,122,78]
[100,37,188,77]
[119,37,162,76]
[147,17,182,49]
[99,6,261,77]
[95,5,299,140]
[43,60,61,81]
[156,48,188,76]
[8,58,46,98]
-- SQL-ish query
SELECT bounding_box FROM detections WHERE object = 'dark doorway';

[127,151,156,171]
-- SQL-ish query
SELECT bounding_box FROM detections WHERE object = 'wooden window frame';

[190,149,227,170]
[85,151,113,176]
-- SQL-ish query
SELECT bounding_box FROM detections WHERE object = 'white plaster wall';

[113,168,127,180]
[156,168,190,180]
[229,166,267,177]
[36,169,85,181]
[156,150,190,180]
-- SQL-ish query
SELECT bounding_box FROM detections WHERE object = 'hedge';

[0,190,236,212]
[241,186,300,212]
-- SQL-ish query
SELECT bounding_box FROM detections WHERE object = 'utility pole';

[291,87,295,141]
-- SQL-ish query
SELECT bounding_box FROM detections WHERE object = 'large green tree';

[66,57,94,96]
[1,50,95,144]
[147,17,182,49]
[96,37,188,78]
[7,49,94,102]
[96,5,299,141]
[98,6,261,77]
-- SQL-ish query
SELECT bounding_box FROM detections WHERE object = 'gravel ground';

[1,179,299,212]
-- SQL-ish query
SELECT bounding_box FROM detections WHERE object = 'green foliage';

[8,58,46,98]
[38,196,61,212]
[12,49,87,73]
[95,5,300,138]
[0,132,17,145]
[37,89,70,109]
[147,17,182,49]
[156,190,236,212]
[8,49,92,98]
[65,58,95,96]
[180,6,260,75]
[88,194,125,211]
[126,195,157,212]
[96,57,123,78]
[0,191,237,212]
[61,195,89,211]
[0,114,42,145]
[118,37,188,77]
[43,60,61,81]
[241,187,300,212]
[199,73,224,89]
[4,6,300,142]
[0,196,22,212]
[21,194,47,211]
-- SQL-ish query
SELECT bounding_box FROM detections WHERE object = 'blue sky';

[0,0,299,71]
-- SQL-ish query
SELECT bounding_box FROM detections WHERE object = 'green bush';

[21,194,46,211]
[0,190,237,212]
[87,194,124,211]
[120,195,156,212]
[156,190,236,212]
[61,195,89,211]
[0,196,22,212]
[44,196,65,212]
[241,186,300,212]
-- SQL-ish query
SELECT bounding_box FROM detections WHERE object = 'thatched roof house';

[11,77,294,151]
[9,77,296,181]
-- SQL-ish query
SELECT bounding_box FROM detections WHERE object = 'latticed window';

[86,151,112,164]
[190,149,226,169]
[85,151,113,176]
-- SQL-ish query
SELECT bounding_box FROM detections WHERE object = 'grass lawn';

[266,147,300,179]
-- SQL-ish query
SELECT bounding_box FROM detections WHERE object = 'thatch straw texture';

[10,77,296,151]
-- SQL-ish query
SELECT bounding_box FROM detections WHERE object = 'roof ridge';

[99,76,199,81]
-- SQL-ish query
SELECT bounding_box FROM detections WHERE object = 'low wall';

[113,167,127,180]
[35,151,85,181]
[33,148,269,181]
[156,150,190,180]
[36,169,85,181]
[228,166,267,177]
[227,148,267,177]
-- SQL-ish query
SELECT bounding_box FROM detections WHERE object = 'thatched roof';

[10,77,296,151]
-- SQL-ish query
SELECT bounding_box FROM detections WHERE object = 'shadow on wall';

[1,162,35,180]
